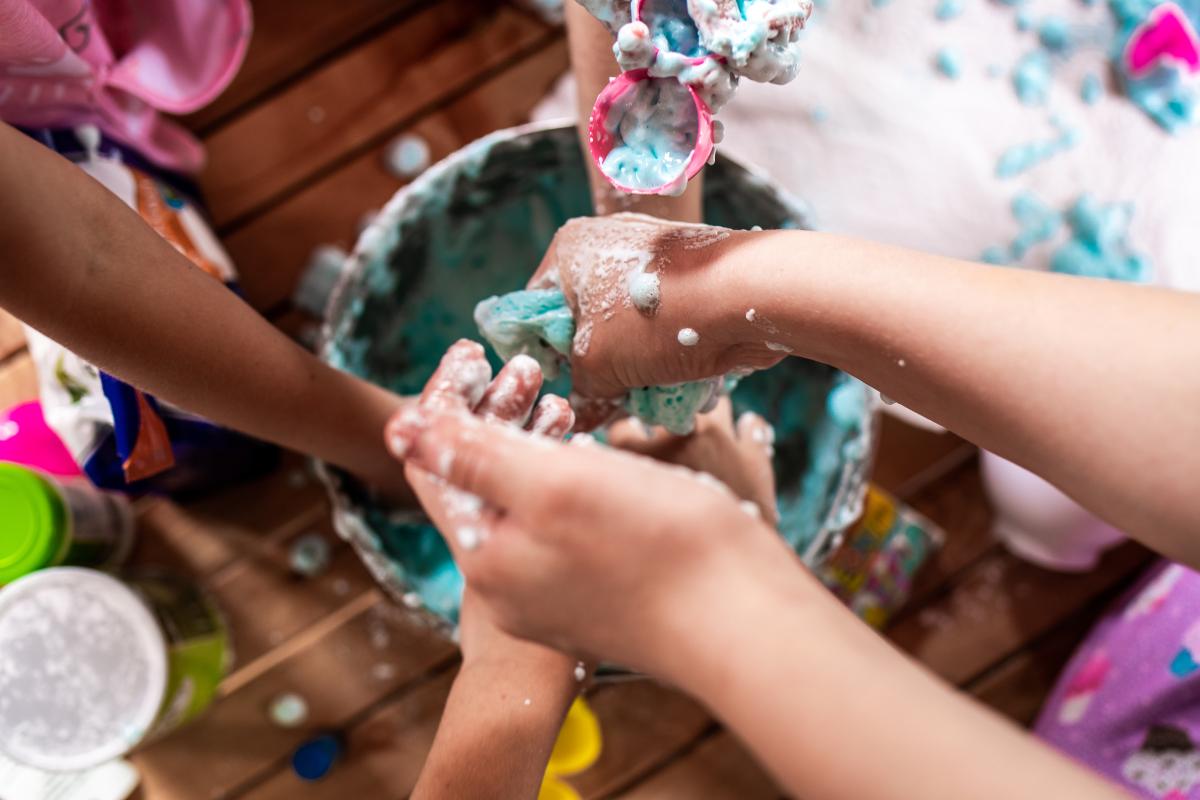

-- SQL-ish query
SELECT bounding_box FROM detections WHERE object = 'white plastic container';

[0,568,230,771]
[980,451,1125,572]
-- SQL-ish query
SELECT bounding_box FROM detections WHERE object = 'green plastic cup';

[0,463,133,586]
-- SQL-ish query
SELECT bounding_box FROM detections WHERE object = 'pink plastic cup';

[587,68,715,195]
[0,402,82,478]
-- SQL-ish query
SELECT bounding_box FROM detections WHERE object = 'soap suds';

[289,533,332,578]
[384,134,431,179]
[456,527,481,550]
[934,0,962,21]
[935,48,963,79]
[981,191,1150,281]
[268,693,309,728]
[628,270,662,313]
[996,116,1080,178]
[677,327,700,346]
[1012,51,1053,106]
[740,500,763,519]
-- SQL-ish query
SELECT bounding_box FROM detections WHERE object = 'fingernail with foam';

[530,395,575,439]
[386,405,429,459]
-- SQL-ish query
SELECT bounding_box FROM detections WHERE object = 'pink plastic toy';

[587,68,715,195]
[1125,2,1200,77]
[0,402,83,478]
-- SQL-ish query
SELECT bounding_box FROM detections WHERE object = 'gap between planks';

[204,5,559,233]
[186,0,435,136]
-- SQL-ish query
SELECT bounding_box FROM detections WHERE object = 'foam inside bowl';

[320,123,876,631]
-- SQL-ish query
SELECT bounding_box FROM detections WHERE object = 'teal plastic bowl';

[319,122,877,635]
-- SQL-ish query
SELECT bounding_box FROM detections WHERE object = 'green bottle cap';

[0,463,67,585]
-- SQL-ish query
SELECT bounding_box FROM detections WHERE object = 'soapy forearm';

[567,0,703,221]
[722,230,1200,556]
[674,567,1127,800]
[411,658,576,799]
[0,123,407,494]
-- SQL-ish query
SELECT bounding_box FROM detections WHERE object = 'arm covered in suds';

[386,368,1129,800]
[0,121,408,495]
[400,343,581,799]
[537,216,1200,564]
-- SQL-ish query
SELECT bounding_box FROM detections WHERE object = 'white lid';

[0,568,168,771]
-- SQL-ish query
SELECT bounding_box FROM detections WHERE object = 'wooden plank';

[967,564,1147,727]
[888,539,1153,686]
[132,593,455,799]
[236,669,457,799]
[183,0,422,133]
[0,351,38,409]
[613,731,780,800]
[899,459,997,608]
[869,413,973,500]
[208,520,381,683]
[573,682,712,799]
[223,38,570,311]
[236,665,711,799]
[132,456,328,578]
[968,612,1097,727]
[202,3,552,230]
[0,310,25,362]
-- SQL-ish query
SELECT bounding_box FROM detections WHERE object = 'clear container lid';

[0,568,168,772]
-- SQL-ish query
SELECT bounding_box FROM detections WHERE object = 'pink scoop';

[1125,2,1200,76]
[587,68,715,195]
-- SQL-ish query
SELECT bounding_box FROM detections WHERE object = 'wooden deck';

[0,3,1155,797]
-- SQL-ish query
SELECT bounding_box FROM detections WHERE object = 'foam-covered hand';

[529,213,784,429]
[608,397,779,525]
[387,339,578,675]
[385,347,803,678]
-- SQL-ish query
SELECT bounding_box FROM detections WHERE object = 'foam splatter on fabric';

[935,0,964,21]
[1012,50,1055,105]
[980,192,1151,282]
[1051,195,1152,281]
[996,115,1081,177]
[935,47,963,78]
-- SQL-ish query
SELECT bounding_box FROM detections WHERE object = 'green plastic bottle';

[0,463,133,585]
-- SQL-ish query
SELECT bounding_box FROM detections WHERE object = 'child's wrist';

[656,539,844,698]
[458,649,580,719]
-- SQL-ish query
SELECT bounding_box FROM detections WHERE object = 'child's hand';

[385,348,808,679]
[390,339,581,676]
[607,397,779,525]
[529,214,784,428]
[458,589,578,680]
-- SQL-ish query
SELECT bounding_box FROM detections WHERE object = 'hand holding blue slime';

[474,288,725,435]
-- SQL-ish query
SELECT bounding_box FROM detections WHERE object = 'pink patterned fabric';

[0,0,251,172]
[1037,562,1200,799]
